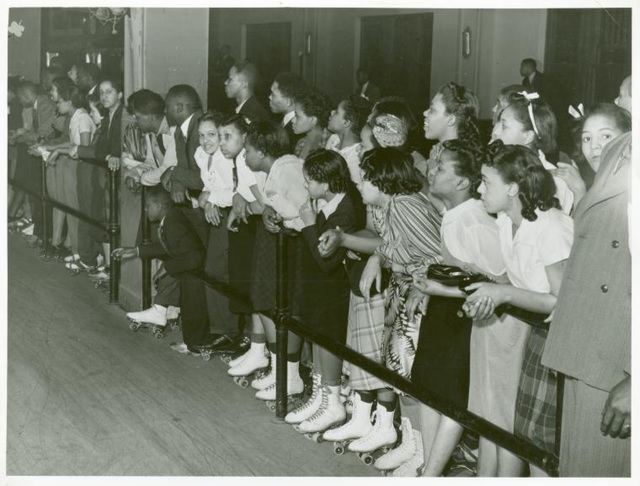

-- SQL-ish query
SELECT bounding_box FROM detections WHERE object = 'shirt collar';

[235,98,249,114]
[181,113,194,138]
[33,98,38,110]
[321,193,345,219]
[528,72,536,83]
[361,81,369,95]
[442,198,481,225]
[282,110,295,127]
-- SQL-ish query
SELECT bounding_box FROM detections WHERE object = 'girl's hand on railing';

[111,246,138,261]
[226,210,240,232]
[46,150,59,167]
[198,191,211,209]
[406,286,427,321]
[204,202,222,226]
[262,206,281,234]
[359,254,382,301]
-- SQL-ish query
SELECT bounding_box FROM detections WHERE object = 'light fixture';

[88,7,128,35]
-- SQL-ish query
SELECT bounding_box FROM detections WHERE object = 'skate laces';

[304,387,329,422]
[291,375,321,415]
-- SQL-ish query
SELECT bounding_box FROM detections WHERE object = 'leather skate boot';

[348,404,397,453]
[255,360,304,400]
[374,417,417,470]
[285,372,323,424]
[391,429,424,477]
[228,343,269,377]
[228,341,267,368]
[322,392,374,442]
[297,385,346,433]
[251,352,276,390]
[126,304,167,327]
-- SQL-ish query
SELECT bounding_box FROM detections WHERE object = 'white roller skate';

[227,343,269,388]
[296,386,347,442]
[256,360,305,413]
[166,306,181,332]
[348,404,398,465]
[126,304,168,339]
[391,429,424,477]
[251,352,277,391]
[285,372,323,424]
[374,417,417,471]
[323,392,374,455]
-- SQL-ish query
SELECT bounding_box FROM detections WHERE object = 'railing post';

[274,232,289,420]
[108,168,121,304]
[551,372,565,477]
[40,157,48,250]
[140,185,152,309]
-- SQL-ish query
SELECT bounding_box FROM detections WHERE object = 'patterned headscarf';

[372,114,408,148]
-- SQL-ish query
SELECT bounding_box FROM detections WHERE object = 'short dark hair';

[303,149,351,194]
[297,89,332,128]
[56,79,87,109]
[199,110,226,127]
[572,102,632,162]
[342,95,371,136]
[360,147,423,196]
[166,84,202,111]
[234,61,260,92]
[77,63,101,82]
[521,58,537,70]
[274,72,308,103]
[127,89,165,116]
[486,141,559,221]
[147,185,173,209]
[44,66,66,80]
[440,139,485,199]
[16,80,38,95]
[218,113,248,134]
[99,77,124,95]
[499,84,527,102]
[245,120,290,159]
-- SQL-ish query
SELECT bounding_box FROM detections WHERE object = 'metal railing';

[9,153,121,303]
[137,212,562,477]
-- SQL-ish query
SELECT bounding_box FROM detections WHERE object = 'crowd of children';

[7,59,632,478]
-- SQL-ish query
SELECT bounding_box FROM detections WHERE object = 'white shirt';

[360,81,370,98]
[68,108,96,145]
[180,113,194,139]
[282,110,295,127]
[538,151,574,215]
[235,99,248,114]
[320,192,345,219]
[496,208,573,293]
[263,154,308,231]
[194,146,234,208]
[139,122,178,186]
[325,133,362,184]
[441,198,505,277]
[235,149,267,203]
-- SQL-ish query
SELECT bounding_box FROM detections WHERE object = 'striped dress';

[376,193,442,382]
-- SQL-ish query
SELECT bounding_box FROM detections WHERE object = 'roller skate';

[251,352,277,391]
[323,392,374,456]
[9,216,31,235]
[347,404,398,466]
[126,304,168,339]
[295,386,347,443]
[374,417,420,475]
[227,343,269,388]
[390,430,424,477]
[166,306,181,332]
[216,335,251,364]
[64,255,92,275]
[256,360,305,413]
[444,432,478,477]
[168,341,201,356]
[285,372,322,424]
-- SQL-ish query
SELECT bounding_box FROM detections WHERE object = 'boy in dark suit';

[268,71,308,152]
[224,61,269,125]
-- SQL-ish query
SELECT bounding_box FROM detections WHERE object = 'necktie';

[156,133,166,155]
[157,223,170,254]
[232,156,239,190]
[32,107,39,132]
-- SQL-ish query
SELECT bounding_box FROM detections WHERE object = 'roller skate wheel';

[219,354,232,364]
[333,443,345,455]
[239,377,249,388]
[312,432,323,443]
[154,331,164,340]
[266,401,276,413]
[129,323,140,331]
[358,453,374,465]
[201,352,211,362]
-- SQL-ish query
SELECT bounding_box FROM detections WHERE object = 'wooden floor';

[6,234,376,477]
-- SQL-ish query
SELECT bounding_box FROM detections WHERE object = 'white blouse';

[496,208,574,293]
[326,133,362,184]
[194,146,234,208]
[263,154,308,231]
[441,198,505,277]
[234,148,267,203]
[69,108,96,146]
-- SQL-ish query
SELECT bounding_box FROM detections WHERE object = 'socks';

[377,398,397,412]
[358,390,376,404]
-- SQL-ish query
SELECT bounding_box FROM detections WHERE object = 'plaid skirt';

[345,291,390,391]
[514,327,557,454]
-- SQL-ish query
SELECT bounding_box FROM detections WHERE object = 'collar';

[361,81,370,94]
[88,84,97,95]
[528,72,537,83]
[181,113,194,138]
[321,193,345,219]
[235,98,249,114]
[282,110,295,127]
[33,98,38,110]
[442,198,481,225]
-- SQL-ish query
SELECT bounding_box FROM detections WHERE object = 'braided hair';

[485,141,559,221]
[440,139,486,199]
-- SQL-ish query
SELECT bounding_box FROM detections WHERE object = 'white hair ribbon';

[518,91,540,137]
[568,103,585,120]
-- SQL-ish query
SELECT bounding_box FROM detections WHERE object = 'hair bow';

[568,103,585,120]
[517,91,540,137]
[372,114,408,148]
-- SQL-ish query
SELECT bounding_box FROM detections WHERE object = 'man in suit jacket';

[268,71,308,152]
[355,68,381,106]
[520,58,545,96]
[114,187,219,352]
[541,129,631,476]
[15,81,57,244]
[163,84,204,204]
[224,61,269,125]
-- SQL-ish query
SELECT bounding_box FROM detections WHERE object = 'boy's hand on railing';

[601,375,631,439]
[359,254,382,301]
[318,227,343,257]
[226,210,240,232]
[111,246,138,261]
[262,206,281,234]
[106,155,121,172]
[46,150,59,167]
[204,202,222,226]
